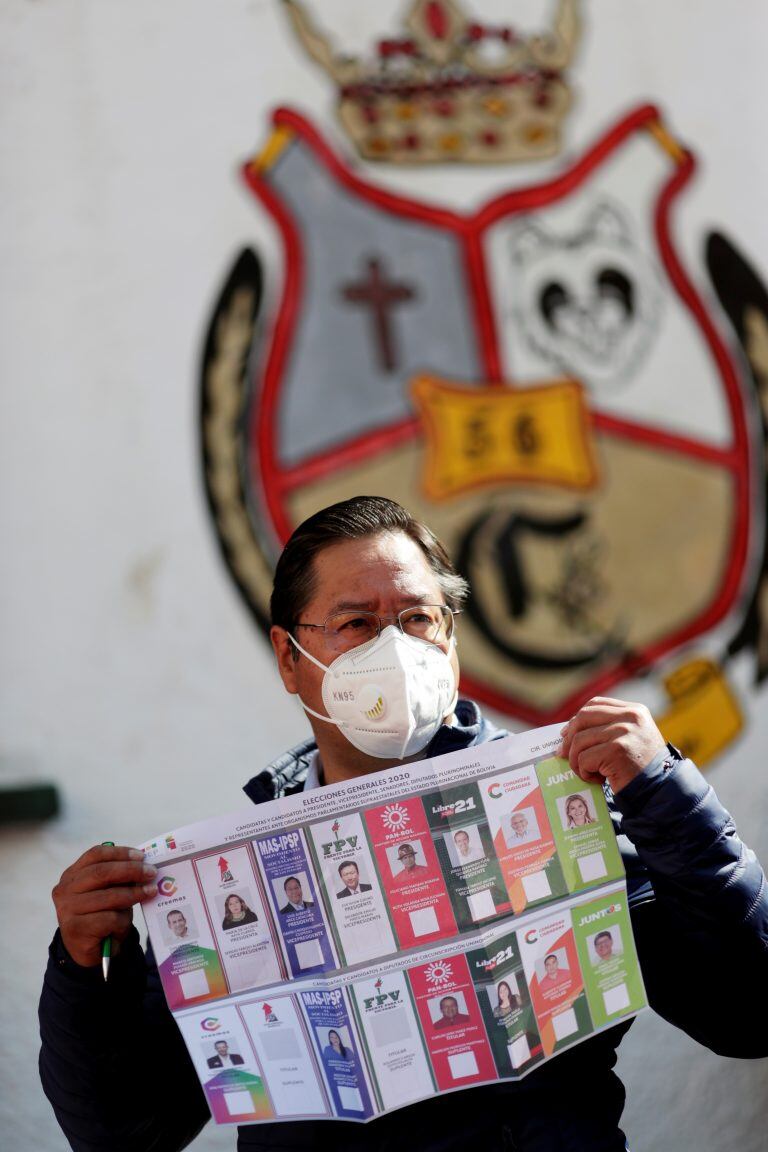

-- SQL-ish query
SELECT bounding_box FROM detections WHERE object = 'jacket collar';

[243,698,505,805]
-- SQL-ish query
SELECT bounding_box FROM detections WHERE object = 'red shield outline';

[240,103,752,724]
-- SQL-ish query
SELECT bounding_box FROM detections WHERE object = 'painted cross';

[340,256,416,372]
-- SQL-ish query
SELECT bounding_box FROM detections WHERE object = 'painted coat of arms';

[201,0,768,761]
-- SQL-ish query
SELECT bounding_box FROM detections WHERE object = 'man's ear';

[270,626,299,693]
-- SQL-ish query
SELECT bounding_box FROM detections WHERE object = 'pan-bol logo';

[157,876,177,897]
[201,1017,221,1032]
[424,960,453,987]
[525,929,539,945]
[380,803,410,832]
[487,783,504,800]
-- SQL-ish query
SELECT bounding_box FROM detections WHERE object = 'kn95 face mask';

[288,625,457,759]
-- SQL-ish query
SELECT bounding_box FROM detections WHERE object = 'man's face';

[544,956,559,978]
[168,912,187,938]
[595,934,613,960]
[340,864,359,890]
[399,848,416,871]
[215,1042,228,1056]
[440,997,459,1021]
[454,831,470,856]
[270,532,460,771]
[510,814,528,837]
[284,879,303,904]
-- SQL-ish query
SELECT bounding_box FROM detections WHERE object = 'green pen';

[101,841,115,981]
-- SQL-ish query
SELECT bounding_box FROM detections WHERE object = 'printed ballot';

[141,723,647,1125]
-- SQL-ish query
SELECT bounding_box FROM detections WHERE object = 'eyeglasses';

[294,604,457,654]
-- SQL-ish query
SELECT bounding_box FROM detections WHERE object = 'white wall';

[1,2,767,1148]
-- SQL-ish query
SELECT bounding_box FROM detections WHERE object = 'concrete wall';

[2,2,767,1148]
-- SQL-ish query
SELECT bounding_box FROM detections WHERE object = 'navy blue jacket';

[39,701,768,1151]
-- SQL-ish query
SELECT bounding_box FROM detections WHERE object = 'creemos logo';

[201,1018,220,1032]
[157,876,177,897]
[525,929,539,944]
[487,783,504,800]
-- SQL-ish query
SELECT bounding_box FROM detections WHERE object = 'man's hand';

[559,697,667,795]
[52,844,157,968]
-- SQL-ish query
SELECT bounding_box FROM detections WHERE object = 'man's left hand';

[559,697,667,795]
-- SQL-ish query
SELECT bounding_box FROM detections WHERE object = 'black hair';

[270,496,468,632]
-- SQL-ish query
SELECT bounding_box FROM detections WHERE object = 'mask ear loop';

[287,632,346,728]
[441,634,459,719]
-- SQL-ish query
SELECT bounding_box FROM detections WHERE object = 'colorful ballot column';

[351,970,436,1112]
[148,860,228,1009]
[175,1005,273,1125]
[300,989,376,1120]
[194,846,284,992]
[365,796,458,948]
[254,829,338,977]
[467,930,544,1076]
[481,764,568,914]
[518,907,593,1057]
[536,759,624,893]
[238,994,331,1120]
[408,953,498,1090]
[571,889,647,1029]
[422,781,511,929]
[307,813,396,964]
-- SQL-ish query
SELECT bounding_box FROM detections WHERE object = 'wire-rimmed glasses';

[294,604,456,654]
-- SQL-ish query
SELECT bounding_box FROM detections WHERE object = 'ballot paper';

[141,722,647,1126]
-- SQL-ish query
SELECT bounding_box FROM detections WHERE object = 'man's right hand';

[52,844,157,969]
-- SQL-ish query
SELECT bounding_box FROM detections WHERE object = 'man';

[206,1040,245,1069]
[541,953,571,991]
[165,909,189,940]
[279,876,314,914]
[453,827,481,864]
[393,841,429,881]
[433,995,472,1030]
[336,860,372,898]
[594,930,615,963]
[508,812,531,842]
[40,496,768,1151]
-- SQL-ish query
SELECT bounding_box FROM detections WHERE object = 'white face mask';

[288,625,458,760]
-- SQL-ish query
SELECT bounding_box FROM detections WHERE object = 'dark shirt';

[336,883,372,898]
[38,700,768,1152]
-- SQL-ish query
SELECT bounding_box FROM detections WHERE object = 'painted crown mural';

[200,0,768,763]
[285,0,580,164]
